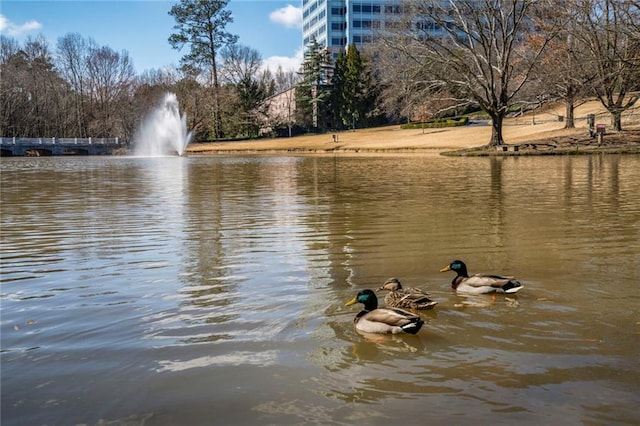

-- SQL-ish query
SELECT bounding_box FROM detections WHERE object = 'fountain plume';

[133,93,193,156]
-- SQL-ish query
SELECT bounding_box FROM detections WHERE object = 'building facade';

[302,0,403,58]
[260,87,297,136]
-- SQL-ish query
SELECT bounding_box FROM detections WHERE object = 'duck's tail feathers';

[420,301,438,310]
[503,280,523,294]
[401,318,424,334]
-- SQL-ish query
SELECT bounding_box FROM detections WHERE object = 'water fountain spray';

[133,93,193,156]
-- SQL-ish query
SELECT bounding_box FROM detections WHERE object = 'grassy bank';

[185,101,640,156]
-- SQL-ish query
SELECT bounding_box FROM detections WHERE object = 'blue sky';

[0,0,304,74]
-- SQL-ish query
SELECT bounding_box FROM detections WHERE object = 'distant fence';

[0,137,122,156]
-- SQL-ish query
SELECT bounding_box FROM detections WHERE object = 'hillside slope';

[185,100,640,155]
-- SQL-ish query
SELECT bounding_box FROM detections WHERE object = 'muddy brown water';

[1,154,638,425]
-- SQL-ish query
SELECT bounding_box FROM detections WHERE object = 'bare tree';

[220,43,261,85]
[219,44,272,137]
[173,73,213,140]
[0,35,71,137]
[0,35,19,64]
[380,0,564,146]
[85,45,135,137]
[524,2,598,129]
[572,0,640,131]
[57,33,93,137]
[375,40,430,123]
[0,36,21,136]
[0,47,30,136]
[274,66,299,94]
[270,66,300,136]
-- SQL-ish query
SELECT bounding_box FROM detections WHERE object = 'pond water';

[1,154,638,425]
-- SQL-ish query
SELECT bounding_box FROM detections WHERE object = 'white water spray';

[133,93,193,156]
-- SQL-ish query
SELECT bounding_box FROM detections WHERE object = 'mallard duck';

[345,289,424,334]
[440,260,523,294]
[376,278,438,310]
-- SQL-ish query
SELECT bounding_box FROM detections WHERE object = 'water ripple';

[1,155,639,426]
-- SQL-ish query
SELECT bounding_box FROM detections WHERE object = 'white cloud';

[0,14,42,37]
[269,4,302,29]
[262,47,304,74]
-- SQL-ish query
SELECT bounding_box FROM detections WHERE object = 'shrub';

[400,116,469,129]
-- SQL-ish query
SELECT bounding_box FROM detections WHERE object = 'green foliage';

[235,75,269,137]
[168,0,237,70]
[342,44,364,127]
[329,44,380,130]
[400,116,469,129]
[295,39,334,131]
[328,44,379,129]
[168,0,237,138]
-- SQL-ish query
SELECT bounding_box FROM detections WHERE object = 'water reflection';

[1,155,639,426]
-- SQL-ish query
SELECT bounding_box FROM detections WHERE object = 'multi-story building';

[261,88,297,136]
[302,0,403,58]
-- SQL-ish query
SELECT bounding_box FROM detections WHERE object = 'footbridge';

[1,137,123,156]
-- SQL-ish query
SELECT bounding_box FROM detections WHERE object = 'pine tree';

[168,0,237,139]
[328,50,346,130]
[333,44,379,130]
[295,39,334,131]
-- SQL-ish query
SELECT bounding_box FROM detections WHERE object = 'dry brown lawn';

[185,100,640,155]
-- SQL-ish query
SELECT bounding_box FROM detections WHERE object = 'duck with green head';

[440,260,523,294]
[345,289,424,334]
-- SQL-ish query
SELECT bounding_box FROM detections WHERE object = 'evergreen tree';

[328,50,346,130]
[235,74,270,137]
[295,39,334,131]
[220,44,270,137]
[330,44,380,130]
[169,0,237,139]
[343,44,370,129]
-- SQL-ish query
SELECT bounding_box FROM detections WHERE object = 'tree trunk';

[488,113,505,146]
[564,99,575,129]
[610,111,622,131]
[212,61,222,140]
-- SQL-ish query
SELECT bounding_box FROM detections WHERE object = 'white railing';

[0,137,120,145]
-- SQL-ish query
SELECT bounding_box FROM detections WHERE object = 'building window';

[331,7,346,16]
[352,19,379,29]
[331,22,346,31]
[384,4,402,14]
[351,3,380,14]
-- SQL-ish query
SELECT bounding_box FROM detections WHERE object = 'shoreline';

[185,124,640,157]
[185,101,640,156]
